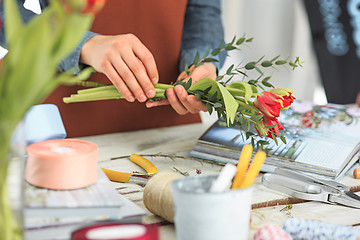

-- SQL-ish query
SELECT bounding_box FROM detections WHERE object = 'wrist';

[79,35,101,66]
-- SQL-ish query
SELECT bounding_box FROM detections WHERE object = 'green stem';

[153,83,174,90]
[0,123,21,240]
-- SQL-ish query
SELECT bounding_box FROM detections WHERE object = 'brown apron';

[43,0,201,137]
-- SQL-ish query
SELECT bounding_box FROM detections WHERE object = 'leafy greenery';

[0,0,95,239]
[64,35,302,152]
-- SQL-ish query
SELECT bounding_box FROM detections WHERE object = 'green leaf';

[262,80,274,88]
[275,60,287,65]
[261,61,273,67]
[280,135,287,144]
[255,67,263,75]
[206,103,213,114]
[246,38,254,42]
[214,102,222,108]
[225,45,237,51]
[256,56,265,63]
[226,64,234,75]
[236,37,245,45]
[245,62,256,70]
[271,133,278,145]
[203,48,210,58]
[193,51,200,66]
[211,48,221,56]
[227,81,254,103]
[270,55,280,62]
[236,70,248,77]
[203,58,219,63]
[217,83,238,125]
[189,78,218,96]
[4,0,23,44]
[194,93,202,101]
[185,78,192,90]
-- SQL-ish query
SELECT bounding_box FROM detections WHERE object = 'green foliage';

[64,35,302,150]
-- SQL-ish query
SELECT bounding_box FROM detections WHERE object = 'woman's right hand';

[80,34,159,102]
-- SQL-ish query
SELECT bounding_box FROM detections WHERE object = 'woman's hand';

[80,34,159,102]
[146,62,217,115]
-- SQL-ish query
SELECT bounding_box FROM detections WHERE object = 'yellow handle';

[232,144,253,189]
[238,151,266,189]
[130,154,158,174]
[102,168,133,183]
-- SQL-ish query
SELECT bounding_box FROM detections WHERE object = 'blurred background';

[17,0,328,124]
[221,0,326,104]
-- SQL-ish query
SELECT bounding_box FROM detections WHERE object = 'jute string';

[143,172,182,223]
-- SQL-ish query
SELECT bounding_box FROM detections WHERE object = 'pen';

[238,150,266,189]
[210,163,237,192]
[231,144,253,189]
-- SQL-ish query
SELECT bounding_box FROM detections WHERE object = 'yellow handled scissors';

[102,154,157,184]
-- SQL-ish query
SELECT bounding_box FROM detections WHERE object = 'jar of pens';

[143,144,265,240]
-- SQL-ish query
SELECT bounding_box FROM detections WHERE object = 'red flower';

[62,0,106,15]
[255,116,283,139]
[268,88,296,109]
[264,116,283,138]
[254,91,283,119]
[82,0,106,15]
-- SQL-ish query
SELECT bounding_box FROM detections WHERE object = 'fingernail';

[152,77,158,84]
[166,89,174,97]
[138,94,147,102]
[147,89,155,98]
[175,86,182,94]
[128,96,135,102]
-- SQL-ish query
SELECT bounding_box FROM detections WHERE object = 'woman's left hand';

[146,62,217,115]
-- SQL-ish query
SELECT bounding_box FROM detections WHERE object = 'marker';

[231,144,253,189]
[210,164,237,192]
[238,150,266,189]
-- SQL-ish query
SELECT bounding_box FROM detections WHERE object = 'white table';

[79,121,360,239]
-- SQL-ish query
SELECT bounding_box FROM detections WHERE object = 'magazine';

[190,101,360,180]
[25,168,146,240]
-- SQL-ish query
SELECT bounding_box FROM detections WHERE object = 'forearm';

[180,0,226,72]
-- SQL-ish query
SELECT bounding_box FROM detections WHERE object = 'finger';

[132,39,159,84]
[102,61,135,102]
[109,52,147,102]
[146,99,169,108]
[166,88,188,115]
[187,95,208,112]
[121,49,156,98]
[173,85,199,114]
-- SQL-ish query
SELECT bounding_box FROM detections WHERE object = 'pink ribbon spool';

[25,139,98,190]
[71,223,159,240]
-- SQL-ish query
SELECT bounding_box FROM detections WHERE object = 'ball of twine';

[143,172,182,223]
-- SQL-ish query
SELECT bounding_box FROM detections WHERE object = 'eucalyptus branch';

[63,35,301,149]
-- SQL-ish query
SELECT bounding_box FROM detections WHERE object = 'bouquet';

[0,0,104,239]
[64,36,302,151]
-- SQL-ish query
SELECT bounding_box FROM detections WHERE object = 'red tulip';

[269,88,296,109]
[254,91,283,119]
[255,116,283,139]
[263,116,283,138]
[61,0,105,15]
[82,0,106,15]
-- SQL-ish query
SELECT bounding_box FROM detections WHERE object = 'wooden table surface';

[79,120,360,239]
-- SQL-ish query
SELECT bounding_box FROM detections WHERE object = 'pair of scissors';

[262,168,360,209]
[102,154,157,185]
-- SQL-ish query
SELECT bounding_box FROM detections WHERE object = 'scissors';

[262,168,360,209]
[102,154,157,185]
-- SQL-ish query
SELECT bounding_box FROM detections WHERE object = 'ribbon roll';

[25,139,98,190]
[71,223,159,240]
